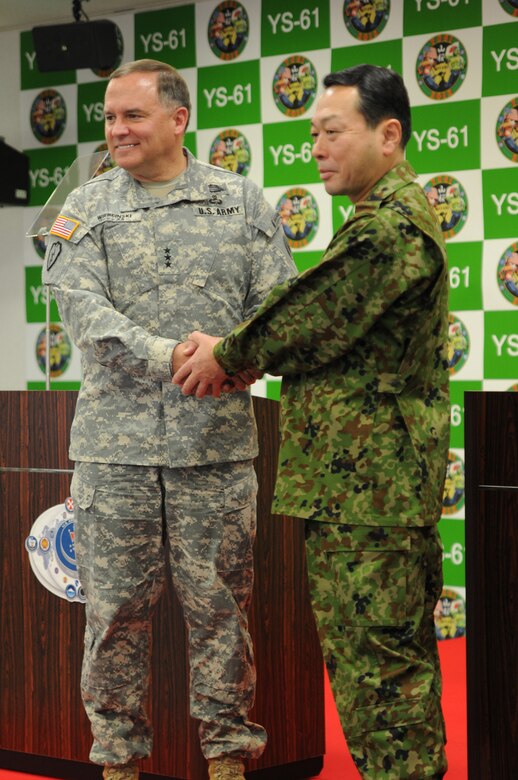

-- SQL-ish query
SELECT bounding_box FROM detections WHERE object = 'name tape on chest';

[194,205,244,216]
[95,212,142,224]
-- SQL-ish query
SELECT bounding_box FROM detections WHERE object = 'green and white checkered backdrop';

[20,0,518,633]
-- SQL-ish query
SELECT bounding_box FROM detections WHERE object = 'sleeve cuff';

[213,339,237,374]
[147,337,179,381]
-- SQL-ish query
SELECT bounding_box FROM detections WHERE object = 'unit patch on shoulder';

[50,215,80,240]
[46,241,62,271]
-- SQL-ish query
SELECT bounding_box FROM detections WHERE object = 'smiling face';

[310,85,403,202]
[104,71,188,182]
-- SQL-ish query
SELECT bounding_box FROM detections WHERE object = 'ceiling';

[0,0,198,32]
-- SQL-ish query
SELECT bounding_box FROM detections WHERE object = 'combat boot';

[102,762,139,780]
[208,756,245,779]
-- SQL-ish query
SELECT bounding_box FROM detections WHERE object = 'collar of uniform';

[353,160,417,215]
[174,147,230,204]
[123,148,228,208]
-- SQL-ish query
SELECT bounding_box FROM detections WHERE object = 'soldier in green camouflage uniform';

[42,60,296,780]
[174,66,450,779]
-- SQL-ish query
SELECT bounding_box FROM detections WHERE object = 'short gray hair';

[109,59,191,121]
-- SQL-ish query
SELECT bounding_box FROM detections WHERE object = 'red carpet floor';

[0,637,466,780]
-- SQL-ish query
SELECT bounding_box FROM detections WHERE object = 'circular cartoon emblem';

[442,451,465,515]
[508,382,518,391]
[208,1,249,61]
[272,56,317,118]
[209,129,251,176]
[434,588,466,640]
[447,314,469,376]
[32,233,47,260]
[277,188,319,249]
[35,323,73,378]
[496,97,518,163]
[30,88,67,145]
[497,242,518,305]
[91,23,124,78]
[499,0,518,17]
[91,142,116,178]
[343,0,390,41]
[424,175,467,240]
[25,499,85,603]
[416,34,467,100]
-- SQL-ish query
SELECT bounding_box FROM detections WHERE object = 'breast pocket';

[156,215,228,290]
[103,222,158,307]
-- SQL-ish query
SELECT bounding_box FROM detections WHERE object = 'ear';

[173,106,190,136]
[381,118,402,155]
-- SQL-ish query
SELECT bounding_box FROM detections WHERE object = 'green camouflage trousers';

[304,521,447,780]
[71,460,266,766]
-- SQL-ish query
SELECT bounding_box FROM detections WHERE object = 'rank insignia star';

[163,247,172,268]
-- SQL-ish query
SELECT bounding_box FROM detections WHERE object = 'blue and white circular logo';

[25,499,85,603]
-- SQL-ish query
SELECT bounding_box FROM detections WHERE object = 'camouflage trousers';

[304,521,447,780]
[71,459,266,766]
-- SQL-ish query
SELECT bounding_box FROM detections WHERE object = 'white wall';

[0,28,26,390]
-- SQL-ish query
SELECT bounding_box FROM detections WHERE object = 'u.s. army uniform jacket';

[215,161,450,528]
[42,150,296,467]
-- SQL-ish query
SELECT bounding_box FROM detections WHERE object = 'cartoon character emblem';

[416,34,467,100]
[272,56,317,118]
[447,314,469,376]
[442,452,465,515]
[30,88,67,145]
[435,588,466,640]
[35,323,73,378]
[208,1,249,61]
[497,242,518,305]
[276,188,319,249]
[424,175,467,240]
[342,0,390,41]
[209,129,251,176]
[499,0,518,17]
[91,142,116,178]
[496,97,518,163]
[32,234,47,260]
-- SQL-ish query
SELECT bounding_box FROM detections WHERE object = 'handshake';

[172,331,262,398]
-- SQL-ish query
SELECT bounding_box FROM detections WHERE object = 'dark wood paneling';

[0,392,324,779]
[0,390,77,470]
[465,391,518,780]
[465,390,518,487]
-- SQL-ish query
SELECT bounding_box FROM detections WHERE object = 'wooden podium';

[464,391,518,780]
[0,391,324,780]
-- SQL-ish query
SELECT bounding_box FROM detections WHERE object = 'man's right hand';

[172,340,198,374]
[172,334,261,398]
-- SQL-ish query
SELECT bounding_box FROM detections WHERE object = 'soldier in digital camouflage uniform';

[174,65,450,780]
[42,60,296,780]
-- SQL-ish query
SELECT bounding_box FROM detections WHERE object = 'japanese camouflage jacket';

[42,150,296,467]
[215,161,450,527]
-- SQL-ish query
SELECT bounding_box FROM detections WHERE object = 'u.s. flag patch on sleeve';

[50,215,80,240]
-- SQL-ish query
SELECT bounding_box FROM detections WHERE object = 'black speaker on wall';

[0,140,29,207]
[32,20,121,72]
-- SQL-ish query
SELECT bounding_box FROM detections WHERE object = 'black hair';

[323,64,411,148]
